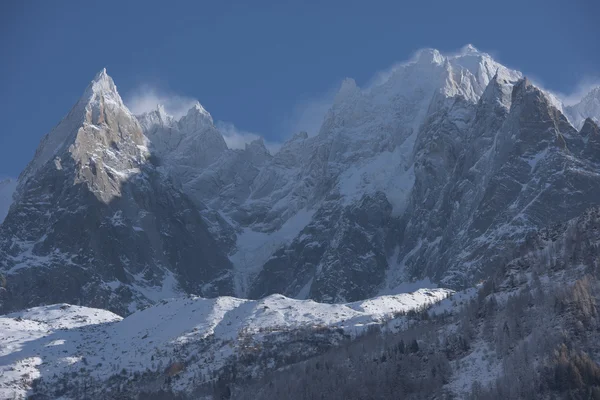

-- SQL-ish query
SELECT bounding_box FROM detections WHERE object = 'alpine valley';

[2,45,600,399]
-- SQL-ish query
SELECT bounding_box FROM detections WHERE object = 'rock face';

[394,78,600,288]
[0,70,233,316]
[3,46,600,313]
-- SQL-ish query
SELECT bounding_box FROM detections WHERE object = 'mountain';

[3,45,600,316]
[565,86,600,129]
[236,206,600,400]
[0,70,234,316]
[3,44,600,399]
[135,45,530,302]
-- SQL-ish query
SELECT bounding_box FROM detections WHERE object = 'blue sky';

[1,0,598,177]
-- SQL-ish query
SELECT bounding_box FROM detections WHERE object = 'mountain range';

[1,44,600,399]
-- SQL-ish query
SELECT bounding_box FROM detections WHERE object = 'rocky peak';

[506,77,576,154]
[18,69,144,192]
[511,77,536,105]
[581,117,600,136]
[565,86,600,129]
[277,131,308,156]
[178,102,214,132]
[478,72,514,112]
[86,68,120,99]
[460,43,480,55]
[333,78,360,106]
[244,138,272,166]
[291,131,309,141]
[0,71,234,316]
[154,104,172,125]
[414,48,444,65]
[581,118,600,162]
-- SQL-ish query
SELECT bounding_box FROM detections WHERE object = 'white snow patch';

[230,208,315,297]
[131,269,182,303]
[337,147,415,216]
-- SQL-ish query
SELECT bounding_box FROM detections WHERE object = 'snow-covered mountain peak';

[478,72,514,111]
[156,103,168,119]
[565,86,600,129]
[243,138,272,166]
[414,48,445,65]
[511,77,537,102]
[580,117,600,136]
[289,130,309,142]
[509,77,564,116]
[333,78,360,105]
[91,67,112,86]
[188,101,211,117]
[178,101,216,132]
[245,137,268,154]
[17,69,144,187]
[138,104,176,128]
[84,68,123,107]
[459,43,482,55]
[577,86,600,105]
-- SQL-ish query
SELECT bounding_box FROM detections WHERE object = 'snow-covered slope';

[0,288,451,398]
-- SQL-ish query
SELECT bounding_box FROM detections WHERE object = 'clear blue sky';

[1,0,598,177]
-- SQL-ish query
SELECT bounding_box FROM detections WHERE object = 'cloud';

[125,85,282,153]
[125,85,198,119]
[215,121,261,149]
[216,121,281,154]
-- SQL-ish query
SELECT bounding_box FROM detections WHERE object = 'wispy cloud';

[216,121,280,154]
[125,85,198,119]
[125,85,281,153]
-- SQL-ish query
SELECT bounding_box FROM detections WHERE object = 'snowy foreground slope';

[0,289,451,399]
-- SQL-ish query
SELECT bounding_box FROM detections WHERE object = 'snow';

[446,339,502,396]
[4,237,77,275]
[230,208,315,297]
[0,289,451,398]
[131,269,183,303]
[0,305,121,399]
[428,286,479,316]
[346,288,450,315]
[524,148,548,172]
[380,242,435,294]
[565,86,600,129]
[337,147,415,216]
[19,69,131,183]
